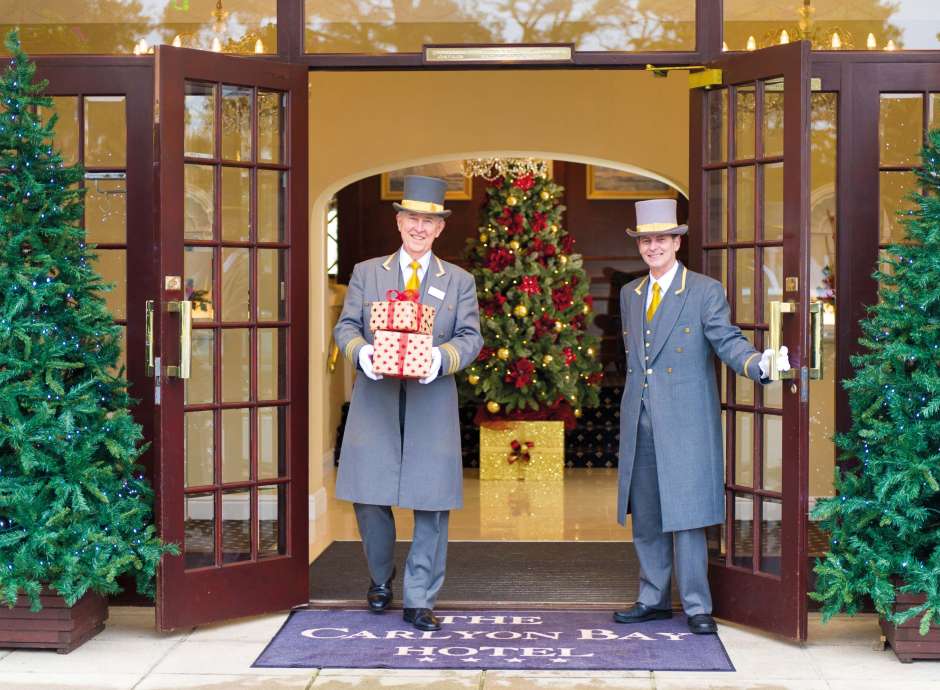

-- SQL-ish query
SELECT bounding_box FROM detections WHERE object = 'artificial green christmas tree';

[460,169,602,424]
[811,130,940,636]
[0,32,171,611]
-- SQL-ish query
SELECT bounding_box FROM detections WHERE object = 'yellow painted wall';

[306,69,690,498]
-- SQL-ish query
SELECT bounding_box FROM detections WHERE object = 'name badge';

[428,286,446,300]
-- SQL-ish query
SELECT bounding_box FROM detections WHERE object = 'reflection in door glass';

[184,82,216,159]
[259,484,287,557]
[222,489,252,564]
[185,493,215,569]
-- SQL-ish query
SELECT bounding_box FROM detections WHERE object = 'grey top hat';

[392,175,452,218]
[625,198,687,238]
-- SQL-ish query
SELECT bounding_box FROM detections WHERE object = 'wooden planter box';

[0,589,108,654]
[880,590,940,663]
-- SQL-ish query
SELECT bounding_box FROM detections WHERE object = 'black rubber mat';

[309,541,680,609]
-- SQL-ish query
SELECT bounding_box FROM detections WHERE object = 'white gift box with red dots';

[371,329,434,379]
[369,300,436,335]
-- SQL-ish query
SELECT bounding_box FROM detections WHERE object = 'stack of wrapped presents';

[368,289,436,379]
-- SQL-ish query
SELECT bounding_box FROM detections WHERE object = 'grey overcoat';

[334,251,483,511]
[617,263,765,532]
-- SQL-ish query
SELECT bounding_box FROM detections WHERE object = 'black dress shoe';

[366,567,395,613]
[403,608,441,632]
[687,613,718,634]
[613,603,673,624]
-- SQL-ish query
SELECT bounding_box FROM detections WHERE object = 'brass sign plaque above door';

[424,44,573,65]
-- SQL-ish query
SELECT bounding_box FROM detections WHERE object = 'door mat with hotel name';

[252,609,734,671]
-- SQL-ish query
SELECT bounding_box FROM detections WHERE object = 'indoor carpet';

[252,608,735,671]
[309,541,680,608]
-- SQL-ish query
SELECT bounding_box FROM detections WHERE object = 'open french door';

[688,41,812,640]
[153,46,309,630]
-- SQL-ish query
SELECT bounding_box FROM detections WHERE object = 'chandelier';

[730,0,899,52]
[461,158,550,181]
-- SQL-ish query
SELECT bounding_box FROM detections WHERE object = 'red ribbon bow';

[383,290,424,331]
[385,289,419,302]
[507,439,535,465]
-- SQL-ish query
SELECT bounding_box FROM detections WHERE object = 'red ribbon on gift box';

[395,332,410,375]
[383,289,426,331]
[507,438,535,464]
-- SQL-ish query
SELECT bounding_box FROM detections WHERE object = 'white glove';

[758,346,790,379]
[419,347,442,385]
[357,344,383,381]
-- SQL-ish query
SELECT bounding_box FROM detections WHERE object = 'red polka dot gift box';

[369,289,436,336]
[371,329,434,379]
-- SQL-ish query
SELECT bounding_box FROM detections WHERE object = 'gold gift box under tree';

[479,420,564,481]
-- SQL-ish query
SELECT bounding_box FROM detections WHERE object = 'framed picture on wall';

[380,162,472,201]
[586,165,677,200]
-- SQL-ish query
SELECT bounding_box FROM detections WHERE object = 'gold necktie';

[406,260,421,292]
[646,282,661,322]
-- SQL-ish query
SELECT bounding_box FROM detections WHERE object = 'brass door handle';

[145,300,155,377]
[165,300,192,379]
[768,300,797,381]
[809,301,823,380]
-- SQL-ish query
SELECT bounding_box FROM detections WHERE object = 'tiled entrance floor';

[0,608,937,689]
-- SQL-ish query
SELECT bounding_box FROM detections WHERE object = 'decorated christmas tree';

[460,166,602,425]
[811,131,940,634]
[0,32,171,610]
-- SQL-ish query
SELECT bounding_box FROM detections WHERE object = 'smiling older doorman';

[615,199,790,635]
[333,175,483,632]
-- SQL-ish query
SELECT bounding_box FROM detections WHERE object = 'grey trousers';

[353,503,450,610]
[630,401,713,616]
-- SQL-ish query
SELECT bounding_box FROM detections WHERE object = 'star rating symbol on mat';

[505,658,524,663]
[461,658,480,663]
[418,657,436,663]
[550,659,569,663]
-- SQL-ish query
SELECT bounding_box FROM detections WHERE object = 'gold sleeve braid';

[742,352,761,380]
[344,336,367,363]
[440,342,461,375]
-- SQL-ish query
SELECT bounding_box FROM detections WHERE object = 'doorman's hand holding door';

[758,346,790,379]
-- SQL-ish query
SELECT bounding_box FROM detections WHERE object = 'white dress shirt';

[399,249,431,288]
[645,260,680,309]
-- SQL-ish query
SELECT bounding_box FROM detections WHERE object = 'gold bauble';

[553,321,563,332]
[509,240,520,250]
[550,224,558,233]
[586,347,595,358]
[479,232,489,243]
[582,303,590,314]
[513,304,528,318]
[574,408,582,418]
[506,195,518,206]
[540,190,550,200]
[542,354,553,365]
[486,400,501,414]
[468,373,480,385]
[497,347,511,360]
[558,254,568,264]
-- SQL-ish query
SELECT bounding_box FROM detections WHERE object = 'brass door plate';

[165,275,182,290]
[785,276,799,292]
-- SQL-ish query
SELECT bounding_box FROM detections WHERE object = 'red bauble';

[520,275,541,295]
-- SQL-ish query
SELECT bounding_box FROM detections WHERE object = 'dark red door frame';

[688,41,811,640]
[154,46,309,630]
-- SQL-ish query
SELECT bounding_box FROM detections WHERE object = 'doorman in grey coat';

[334,176,483,632]
[614,199,789,635]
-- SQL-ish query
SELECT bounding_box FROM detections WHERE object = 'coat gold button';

[676,347,683,353]
[448,305,454,311]
[628,368,633,374]
[645,356,649,361]
[645,342,651,348]
[643,383,648,388]
[667,367,673,374]
[646,329,651,335]
[646,368,653,375]
[683,327,691,333]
